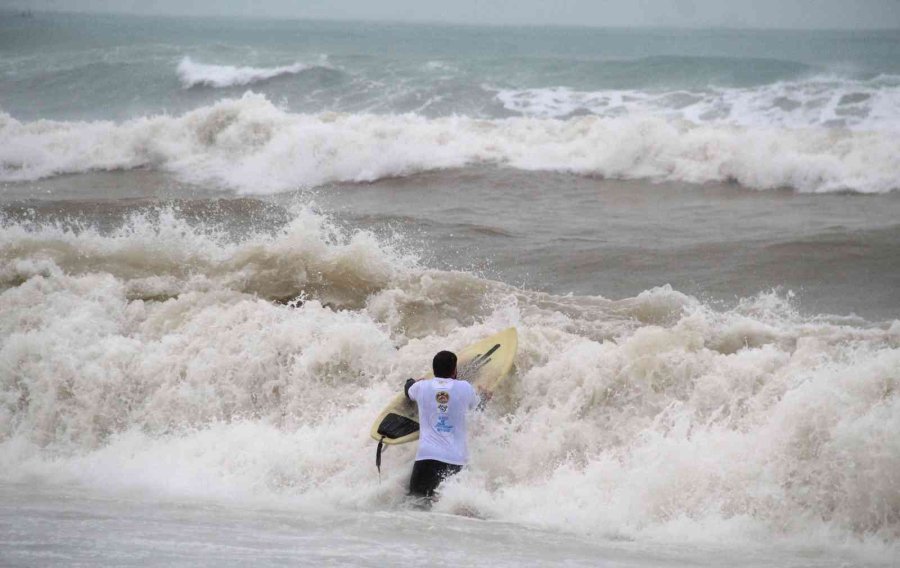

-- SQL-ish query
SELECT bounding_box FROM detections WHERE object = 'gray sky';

[7,0,900,29]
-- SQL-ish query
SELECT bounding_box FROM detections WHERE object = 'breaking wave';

[1,206,899,548]
[177,56,327,88]
[1,93,899,194]
[494,74,900,132]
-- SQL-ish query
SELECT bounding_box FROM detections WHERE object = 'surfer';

[404,350,488,499]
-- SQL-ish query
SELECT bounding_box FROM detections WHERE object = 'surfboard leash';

[376,436,386,483]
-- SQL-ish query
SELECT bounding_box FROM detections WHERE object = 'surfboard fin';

[463,344,501,378]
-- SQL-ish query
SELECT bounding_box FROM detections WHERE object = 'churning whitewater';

[1,205,899,549]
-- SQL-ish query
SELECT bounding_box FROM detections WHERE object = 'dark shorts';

[408,459,463,498]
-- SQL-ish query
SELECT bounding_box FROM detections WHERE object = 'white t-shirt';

[408,377,478,465]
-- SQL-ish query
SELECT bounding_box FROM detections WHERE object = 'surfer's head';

[433,351,457,379]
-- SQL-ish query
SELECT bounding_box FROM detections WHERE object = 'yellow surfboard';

[370,327,517,445]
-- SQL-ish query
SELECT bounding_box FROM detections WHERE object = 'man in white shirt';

[404,350,481,499]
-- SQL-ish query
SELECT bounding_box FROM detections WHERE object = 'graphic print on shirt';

[434,389,453,434]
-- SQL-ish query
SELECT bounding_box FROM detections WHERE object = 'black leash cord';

[376,436,386,482]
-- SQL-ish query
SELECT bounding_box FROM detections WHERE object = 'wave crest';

[495,74,900,132]
[1,93,898,193]
[176,56,325,88]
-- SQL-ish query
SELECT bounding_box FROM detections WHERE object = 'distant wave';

[2,93,899,194]
[177,56,325,88]
[494,74,900,132]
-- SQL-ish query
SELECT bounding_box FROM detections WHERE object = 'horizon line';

[4,8,900,33]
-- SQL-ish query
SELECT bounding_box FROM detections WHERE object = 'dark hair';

[432,351,457,378]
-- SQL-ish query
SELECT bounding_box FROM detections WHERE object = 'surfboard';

[370,327,517,445]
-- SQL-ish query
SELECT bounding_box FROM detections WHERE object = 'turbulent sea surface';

[1,11,899,567]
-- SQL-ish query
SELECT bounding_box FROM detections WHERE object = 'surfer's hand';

[404,378,416,401]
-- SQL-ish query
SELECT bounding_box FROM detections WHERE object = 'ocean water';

[1,11,899,567]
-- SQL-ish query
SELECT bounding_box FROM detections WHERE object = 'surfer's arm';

[404,378,417,401]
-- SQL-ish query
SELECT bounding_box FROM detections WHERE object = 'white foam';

[494,74,900,132]
[0,206,414,309]
[2,93,898,193]
[177,56,325,88]
[1,205,899,550]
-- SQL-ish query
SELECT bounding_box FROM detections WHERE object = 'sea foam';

[2,93,898,194]
[1,207,899,547]
[494,74,900,132]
